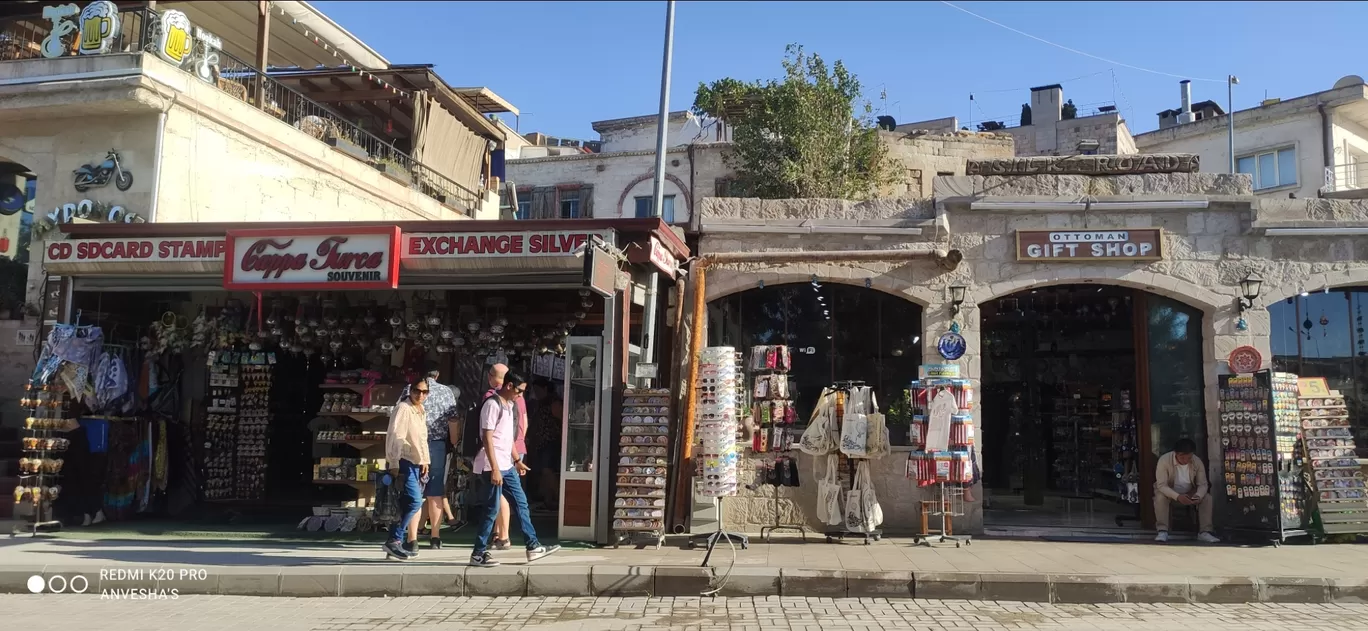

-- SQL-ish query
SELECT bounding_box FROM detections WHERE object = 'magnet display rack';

[12,383,70,537]
[1217,371,1309,546]
[823,380,882,545]
[748,345,806,542]
[612,387,671,549]
[1300,389,1368,536]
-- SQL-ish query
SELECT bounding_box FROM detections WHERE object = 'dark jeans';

[473,468,540,556]
[387,459,423,544]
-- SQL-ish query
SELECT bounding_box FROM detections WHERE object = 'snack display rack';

[1217,371,1309,546]
[12,383,73,536]
[1300,389,1368,536]
[612,387,671,549]
[747,345,806,542]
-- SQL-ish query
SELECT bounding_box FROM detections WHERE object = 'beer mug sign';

[156,10,193,66]
[77,1,119,55]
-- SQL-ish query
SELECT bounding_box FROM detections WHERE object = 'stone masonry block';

[1187,576,1258,604]
[977,572,1050,603]
[1259,576,1330,603]
[782,568,848,597]
[1050,575,1123,604]
[464,565,528,597]
[401,567,466,596]
[914,572,979,600]
[279,568,340,597]
[215,568,281,596]
[526,566,592,597]
[1114,575,1190,603]
[339,567,403,597]
[712,567,781,597]
[592,565,653,597]
[655,566,713,597]
[1330,577,1368,603]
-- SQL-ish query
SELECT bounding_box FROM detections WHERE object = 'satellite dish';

[0,183,24,215]
[1333,75,1365,89]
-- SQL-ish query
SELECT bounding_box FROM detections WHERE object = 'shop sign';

[966,154,1200,176]
[920,364,961,379]
[1016,229,1163,262]
[77,1,119,55]
[583,241,617,298]
[39,4,80,59]
[156,10,194,66]
[224,227,401,291]
[44,237,225,265]
[404,230,611,259]
[626,236,678,279]
[34,199,146,239]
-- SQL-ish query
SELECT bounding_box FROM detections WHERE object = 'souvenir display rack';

[1217,371,1309,545]
[907,377,976,547]
[612,387,671,549]
[310,374,397,515]
[689,347,749,557]
[13,383,73,536]
[204,351,278,501]
[749,345,806,542]
[1106,391,1142,527]
[823,380,882,545]
[1300,389,1368,536]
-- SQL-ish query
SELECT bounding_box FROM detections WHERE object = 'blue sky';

[313,1,1367,140]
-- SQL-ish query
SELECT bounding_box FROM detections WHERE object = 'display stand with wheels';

[690,347,748,554]
[612,387,671,549]
[907,375,977,548]
[748,345,807,543]
[915,481,971,547]
[1218,371,1310,546]
[821,380,883,545]
[12,381,70,537]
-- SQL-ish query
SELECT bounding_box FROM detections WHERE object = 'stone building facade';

[689,155,1368,536]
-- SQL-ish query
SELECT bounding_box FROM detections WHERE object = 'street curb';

[0,565,1357,603]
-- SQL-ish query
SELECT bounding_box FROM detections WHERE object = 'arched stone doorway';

[707,282,925,425]
[979,283,1206,535]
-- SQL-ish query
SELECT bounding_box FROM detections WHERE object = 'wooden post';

[255,0,271,110]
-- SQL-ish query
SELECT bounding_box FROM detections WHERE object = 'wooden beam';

[310,90,408,103]
[255,1,271,110]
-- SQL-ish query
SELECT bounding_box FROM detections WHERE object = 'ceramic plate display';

[937,332,967,360]
[1228,345,1263,373]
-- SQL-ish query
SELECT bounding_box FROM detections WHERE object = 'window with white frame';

[1236,147,1297,190]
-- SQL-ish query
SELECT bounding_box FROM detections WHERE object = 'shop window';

[560,194,580,219]
[515,199,531,220]
[707,283,923,423]
[634,195,675,223]
[1236,147,1297,190]
[1144,295,1207,461]
[1270,289,1368,456]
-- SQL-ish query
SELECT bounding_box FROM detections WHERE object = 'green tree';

[692,44,897,200]
[1061,99,1078,120]
[1020,103,1032,126]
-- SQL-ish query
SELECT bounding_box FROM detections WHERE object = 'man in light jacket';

[383,377,430,561]
[1154,438,1219,543]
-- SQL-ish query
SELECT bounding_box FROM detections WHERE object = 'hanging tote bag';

[865,390,891,459]
[844,459,870,533]
[839,387,870,458]
[800,388,838,456]
[858,460,884,528]
[814,456,833,525]
[820,454,844,526]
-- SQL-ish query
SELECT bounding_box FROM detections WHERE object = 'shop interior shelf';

[317,411,390,422]
[318,383,382,391]
[312,479,373,487]
[317,439,384,450]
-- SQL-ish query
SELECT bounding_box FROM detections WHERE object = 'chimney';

[1029,84,1063,126]
[1177,80,1195,125]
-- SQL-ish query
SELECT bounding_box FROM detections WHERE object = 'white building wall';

[1139,113,1326,198]
[596,114,730,153]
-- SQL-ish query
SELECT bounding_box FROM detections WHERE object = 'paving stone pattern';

[3,595,1368,630]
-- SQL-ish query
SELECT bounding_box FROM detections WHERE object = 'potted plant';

[886,388,914,446]
[372,157,412,186]
[324,129,369,161]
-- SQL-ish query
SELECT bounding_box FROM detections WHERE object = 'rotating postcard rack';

[1218,371,1309,546]
[906,377,976,547]
[690,346,748,561]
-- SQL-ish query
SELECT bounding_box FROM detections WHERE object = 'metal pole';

[1228,75,1239,173]
[641,0,675,372]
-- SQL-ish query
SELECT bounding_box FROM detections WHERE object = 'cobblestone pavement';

[4,595,1368,630]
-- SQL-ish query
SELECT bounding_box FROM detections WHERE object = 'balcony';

[0,3,493,218]
[1323,162,1368,199]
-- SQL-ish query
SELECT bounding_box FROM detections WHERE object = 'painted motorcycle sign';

[73,150,133,192]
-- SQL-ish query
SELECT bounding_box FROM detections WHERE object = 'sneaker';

[469,551,500,568]
[527,544,562,563]
[1197,532,1221,544]
[492,538,512,551]
[1154,531,1169,543]
[403,541,420,559]
[384,541,412,561]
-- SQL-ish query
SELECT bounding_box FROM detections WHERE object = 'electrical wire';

[939,1,1224,83]
[970,69,1113,95]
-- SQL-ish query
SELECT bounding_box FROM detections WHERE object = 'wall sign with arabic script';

[1016,229,1164,262]
[224,227,401,291]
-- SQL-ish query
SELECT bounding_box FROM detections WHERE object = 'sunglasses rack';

[687,347,750,559]
[1217,371,1310,545]
[1297,384,1368,538]
[611,387,672,550]
[12,382,71,537]
[748,345,807,543]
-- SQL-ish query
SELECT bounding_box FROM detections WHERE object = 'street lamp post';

[641,0,675,377]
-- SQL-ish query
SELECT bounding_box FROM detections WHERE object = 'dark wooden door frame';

[1132,291,1157,529]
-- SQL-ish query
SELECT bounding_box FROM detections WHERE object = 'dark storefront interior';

[1270,289,1368,457]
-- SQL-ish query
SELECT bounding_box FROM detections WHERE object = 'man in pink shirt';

[485,363,527,550]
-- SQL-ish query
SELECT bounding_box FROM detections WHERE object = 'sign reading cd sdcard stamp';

[1016,228,1163,262]
[224,226,401,291]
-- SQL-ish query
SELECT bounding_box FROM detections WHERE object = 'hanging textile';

[411,93,487,188]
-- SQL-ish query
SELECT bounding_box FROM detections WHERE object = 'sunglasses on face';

[414,389,429,395]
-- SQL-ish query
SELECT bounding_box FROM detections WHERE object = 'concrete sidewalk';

[2,534,1367,603]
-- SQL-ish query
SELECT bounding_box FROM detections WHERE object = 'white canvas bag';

[800,388,838,456]
[859,460,883,527]
[866,390,891,459]
[839,387,870,458]
[821,455,843,525]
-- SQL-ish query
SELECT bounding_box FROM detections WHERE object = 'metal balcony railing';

[1,7,480,216]
[1324,163,1368,194]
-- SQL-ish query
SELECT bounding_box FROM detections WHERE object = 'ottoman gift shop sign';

[1016,229,1164,262]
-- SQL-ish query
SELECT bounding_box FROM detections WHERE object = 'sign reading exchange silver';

[1016,229,1164,262]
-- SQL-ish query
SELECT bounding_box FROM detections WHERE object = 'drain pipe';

[668,247,964,530]
[147,110,167,222]
[1318,102,1334,189]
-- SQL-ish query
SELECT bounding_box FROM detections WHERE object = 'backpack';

[459,392,500,458]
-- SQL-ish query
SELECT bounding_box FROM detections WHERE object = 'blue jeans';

[473,468,540,555]
[388,459,423,544]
